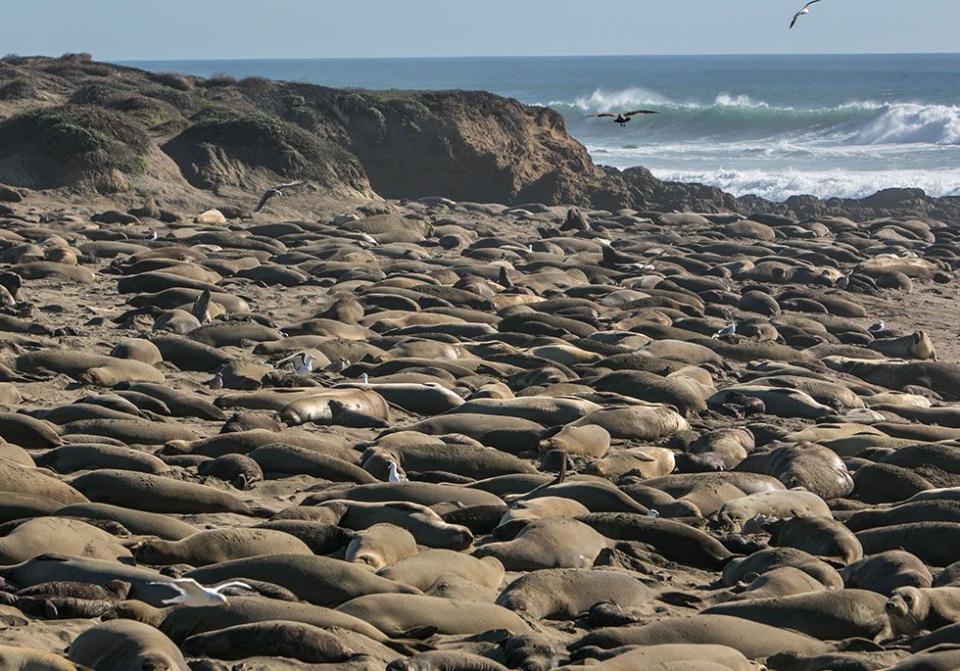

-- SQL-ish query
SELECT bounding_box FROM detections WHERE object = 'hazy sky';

[4,0,958,60]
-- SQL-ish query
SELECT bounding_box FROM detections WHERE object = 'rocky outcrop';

[0,54,956,221]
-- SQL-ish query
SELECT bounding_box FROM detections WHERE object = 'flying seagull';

[150,579,253,607]
[713,323,737,339]
[254,181,307,213]
[387,459,407,483]
[586,110,658,127]
[790,0,822,29]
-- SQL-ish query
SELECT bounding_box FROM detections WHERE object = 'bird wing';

[168,579,205,596]
[804,0,823,8]
[625,110,658,116]
[586,113,615,118]
[212,581,254,593]
[271,180,307,190]
[149,580,187,596]
[254,191,274,213]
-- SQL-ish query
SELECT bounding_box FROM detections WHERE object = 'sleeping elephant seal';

[717,490,832,532]
[496,569,654,620]
[561,643,759,670]
[0,460,87,505]
[377,549,504,591]
[345,524,418,570]
[0,517,132,564]
[577,513,733,570]
[761,515,863,564]
[702,589,890,640]
[474,518,608,570]
[68,619,188,671]
[0,646,82,670]
[322,500,474,550]
[69,470,262,515]
[840,551,932,596]
[388,651,510,671]
[336,593,531,636]
[886,586,960,636]
[722,548,843,590]
[132,528,313,566]
[155,595,390,645]
[569,614,831,659]
[55,503,199,541]
[182,620,363,664]
[186,554,419,607]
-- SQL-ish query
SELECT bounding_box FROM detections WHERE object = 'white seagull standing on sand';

[790,0,823,29]
[254,180,307,213]
[150,579,253,607]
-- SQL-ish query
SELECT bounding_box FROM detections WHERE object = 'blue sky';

[4,0,958,60]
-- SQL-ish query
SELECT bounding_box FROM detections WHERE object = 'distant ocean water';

[123,54,960,202]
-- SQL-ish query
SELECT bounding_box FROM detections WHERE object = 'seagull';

[282,352,315,376]
[147,231,158,241]
[254,181,307,213]
[586,110,658,127]
[387,460,407,483]
[790,0,822,29]
[207,372,223,389]
[361,373,369,384]
[868,321,885,333]
[149,579,253,607]
[713,323,737,339]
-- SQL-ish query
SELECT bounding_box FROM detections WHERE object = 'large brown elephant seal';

[132,528,312,566]
[496,568,654,620]
[886,586,960,636]
[336,593,531,636]
[68,619,188,670]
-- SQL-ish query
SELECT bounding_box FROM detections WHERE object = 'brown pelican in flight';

[790,0,823,29]
[586,110,658,127]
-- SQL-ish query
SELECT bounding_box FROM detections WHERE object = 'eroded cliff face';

[0,54,957,221]
[0,54,629,209]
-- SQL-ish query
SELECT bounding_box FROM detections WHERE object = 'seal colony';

[2,67,960,671]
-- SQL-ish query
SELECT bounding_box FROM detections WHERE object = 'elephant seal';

[578,513,733,570]
[55,503,199,541]
[857,522,960,566]
[569,614,831,659]
[69,470,263,515]
[840,551,932,596]
[0,517,132,564]
[186,554,419,607]
[496,569,653,620]
[154,595,389,644]
[197,453,263,489]
[182,620,364,664]
[0,646,81,670]
[564,644,759,670]
[702,589,890,641]
[68,619,188,671]
[717,490,832,532]
[388,651,510,671]
[377,549,504,591]
[323,500,474,550]
[132,528,313,566]
[886,586,960,636]
[474,518,608,570]
[762,516,863,564]
[722,548,843,590]
[345,523,418,570]
[336,593,530,636]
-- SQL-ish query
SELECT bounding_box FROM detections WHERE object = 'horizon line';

[110,51,960,64]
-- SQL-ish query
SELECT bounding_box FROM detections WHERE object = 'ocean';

[123,54,960,203]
